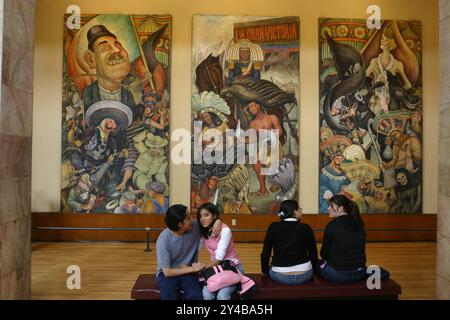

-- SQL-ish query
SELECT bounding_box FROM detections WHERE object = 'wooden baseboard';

[31,213,437,242]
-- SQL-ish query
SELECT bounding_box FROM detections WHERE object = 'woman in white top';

[197,203,244,300]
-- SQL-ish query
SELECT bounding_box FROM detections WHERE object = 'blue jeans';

[202,283,237,300]
[319,261,366,283]
[202,264,244,300]
[156,272,203,300]
[269,268,314,285]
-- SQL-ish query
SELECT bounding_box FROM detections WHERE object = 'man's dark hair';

[196,202,220,238]
[164,204,188,231]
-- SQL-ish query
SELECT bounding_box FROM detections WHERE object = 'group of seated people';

[156,195,367,300]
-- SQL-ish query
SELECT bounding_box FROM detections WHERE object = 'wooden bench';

[131,274,402,300]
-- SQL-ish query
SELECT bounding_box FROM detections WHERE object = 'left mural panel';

[61,14,172,214]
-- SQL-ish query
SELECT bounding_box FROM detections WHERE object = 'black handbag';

[199,260,242,293]
[199,260,238,280]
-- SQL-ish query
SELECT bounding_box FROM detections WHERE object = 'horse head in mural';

[195,54,224,95]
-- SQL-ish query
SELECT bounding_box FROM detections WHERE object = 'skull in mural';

[396,171,408,186]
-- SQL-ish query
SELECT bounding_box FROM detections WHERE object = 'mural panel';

[319,18,423,214]
[192,15,300,214]
[61,14,172,214]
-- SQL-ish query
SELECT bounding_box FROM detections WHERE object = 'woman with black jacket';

[320,194,367,283]
[260,200,318,285]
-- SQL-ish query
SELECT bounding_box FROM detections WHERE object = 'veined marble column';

[439,0,450,300]
[0,0,35,300]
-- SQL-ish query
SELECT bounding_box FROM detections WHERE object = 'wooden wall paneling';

[32,213,437,242]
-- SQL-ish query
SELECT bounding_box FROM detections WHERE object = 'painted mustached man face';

[92,36,131,82]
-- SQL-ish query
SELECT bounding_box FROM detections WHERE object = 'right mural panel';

[319,19,423,214]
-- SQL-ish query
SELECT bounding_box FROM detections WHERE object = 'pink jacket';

[203,223,240,266]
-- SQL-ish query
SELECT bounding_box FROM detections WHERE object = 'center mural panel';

[319,18,423,214]
[191,15,300,214]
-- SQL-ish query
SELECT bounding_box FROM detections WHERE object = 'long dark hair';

[196,202,220,238]
[278,200,299,220]
[329,194,364,225]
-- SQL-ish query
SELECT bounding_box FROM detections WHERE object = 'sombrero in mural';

[85,100,133,131]
[341,159,381,183]
[372,110,412,136]
[319,135,352,161]
[106,199,119,212]
[144,132,168,148]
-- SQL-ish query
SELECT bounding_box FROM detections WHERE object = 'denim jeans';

[202,283,237,300]
[202,264,244,300]
[269,267,314,285]
[319,261,366,283]
[156,272,203,300]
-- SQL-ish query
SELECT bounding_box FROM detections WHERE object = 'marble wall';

[0,0,35,300]
[438,0,450,300]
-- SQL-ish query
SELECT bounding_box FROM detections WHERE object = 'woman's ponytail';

[329,194,364,225]
[348,200,364,225]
